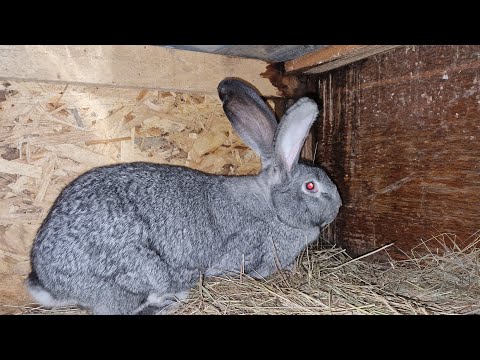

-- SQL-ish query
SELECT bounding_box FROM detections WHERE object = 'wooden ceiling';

[164,45,403,74]
[163,45,327,62]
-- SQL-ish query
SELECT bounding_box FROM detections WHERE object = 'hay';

[8,231,480,315]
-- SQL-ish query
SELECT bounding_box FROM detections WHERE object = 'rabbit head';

[218,78,341,230]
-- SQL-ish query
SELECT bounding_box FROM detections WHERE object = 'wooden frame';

[284,45,403,74]
[0,45,280,97]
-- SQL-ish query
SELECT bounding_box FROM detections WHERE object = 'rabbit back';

[30,162,241,313]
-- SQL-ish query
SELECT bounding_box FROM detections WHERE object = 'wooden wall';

[5,44,480,310]
[0,81,261,313]
[0,46,279,97]
[315,45,480,258]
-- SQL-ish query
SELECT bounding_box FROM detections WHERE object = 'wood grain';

[315,45,480,258]
[285,45,402,74]
[0,81,262,312]
[0,45,279,97]
[216,45,327,62]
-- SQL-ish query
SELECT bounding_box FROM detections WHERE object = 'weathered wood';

[261,63,320,99]
[166,45,327,62]
[285,45,403,74]
[217,45,327,62]
[0,46,279,97]
[316,45,480,259]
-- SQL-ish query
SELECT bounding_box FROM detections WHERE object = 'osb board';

[0,81,261,313]
[316,45,480,259]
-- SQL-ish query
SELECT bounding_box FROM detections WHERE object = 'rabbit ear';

[218,78,278,166]
[273,98,319,174]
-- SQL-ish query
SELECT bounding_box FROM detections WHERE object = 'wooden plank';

[285,45,403,74]
[315,45,480,259]
[166,45,327,62]
[217,45,327,62]
[0,45,279,97]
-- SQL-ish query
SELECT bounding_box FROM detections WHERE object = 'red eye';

[306,182,315,191]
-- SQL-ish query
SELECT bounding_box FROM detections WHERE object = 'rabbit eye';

[305,182,315,191]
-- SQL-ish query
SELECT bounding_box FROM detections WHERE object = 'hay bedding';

[7,231,480,315]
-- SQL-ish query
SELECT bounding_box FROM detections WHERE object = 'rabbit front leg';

[284,261,296,272]
[248,256,276,279]
[133,290,190,315]
[248,252,296,279]
[206,231,265,277]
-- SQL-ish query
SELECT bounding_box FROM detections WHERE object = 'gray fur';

[27,78,341,315]
[218,78,278,167]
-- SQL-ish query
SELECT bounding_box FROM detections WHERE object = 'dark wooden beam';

[285,45,403,74]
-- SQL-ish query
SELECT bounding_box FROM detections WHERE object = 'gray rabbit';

[26,78,342,315]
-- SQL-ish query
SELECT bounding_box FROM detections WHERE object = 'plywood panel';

[316,45,480,258]
[0,80,261,313]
